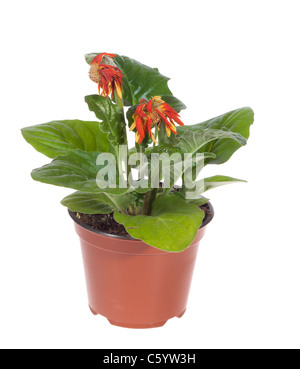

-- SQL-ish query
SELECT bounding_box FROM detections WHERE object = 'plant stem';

[115,93,124,111]
[142,190,151,215]
[128,204,134,215]
[153,126,158,147]
[147,188,158,215]
[163,187,172,196]
[157,123,168,145]
[115,92,133,187]
[181,173,186,198]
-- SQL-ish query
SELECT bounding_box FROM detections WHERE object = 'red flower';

[89,53,123,100]
[129,96,184,144]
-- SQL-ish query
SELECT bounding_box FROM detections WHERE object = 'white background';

[0,0,299,349]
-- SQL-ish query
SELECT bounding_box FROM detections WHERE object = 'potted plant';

[21,52,254,328]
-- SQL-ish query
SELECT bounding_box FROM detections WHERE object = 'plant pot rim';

[68,201,214,241]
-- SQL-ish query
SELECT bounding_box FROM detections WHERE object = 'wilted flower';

[89,52,123,99]
[129,96,184,144]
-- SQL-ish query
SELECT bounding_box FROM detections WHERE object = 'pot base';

[107,319,167,329]
[89,305,186,329]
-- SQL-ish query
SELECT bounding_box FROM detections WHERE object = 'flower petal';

[135,116,145,139]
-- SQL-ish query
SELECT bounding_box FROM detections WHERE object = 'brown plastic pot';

[69,203,214,329]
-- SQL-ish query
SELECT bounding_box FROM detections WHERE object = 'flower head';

[129,96,184,144]
[89,53,123,100]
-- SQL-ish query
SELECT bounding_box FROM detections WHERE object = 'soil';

[72,203,212,238]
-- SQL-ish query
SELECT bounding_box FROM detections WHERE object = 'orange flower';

[89,53,123,100]
[129,96,184,144]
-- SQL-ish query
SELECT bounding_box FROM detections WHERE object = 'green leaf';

[160,95,187,112]
[84,94,126,145]
[188,196,210,206]
[180,175,246,198]
[146,143,183,156]
[126,105,136,129]
[85,53,174,106]
[177,107,254,164]
[85,53,99,64]
[21,120,111,159]
[177,128,247,155]
[31,150,129,195]
[61,191,116,214]
[114,195,205,252]
[203,175,246,192]
[173,191,210,207]
[147,147,216,193]
[115,55,173,105]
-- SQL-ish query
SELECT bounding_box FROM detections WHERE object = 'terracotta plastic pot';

[69,203,214,329]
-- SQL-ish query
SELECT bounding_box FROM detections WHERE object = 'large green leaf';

[177,128,247,155]
[61,191,116,214]
[177,107,254,164]
[180,175,246,199]
[85,53,174,106]
[149,149,216,194]
[84,94,126,145]
[31,150,129,195]
[21,120,110,159]
[114,195,204,251]
[203,175,246,192]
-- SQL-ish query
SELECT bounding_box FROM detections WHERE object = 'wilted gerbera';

[89,53,123,99]
[129,96,184,144]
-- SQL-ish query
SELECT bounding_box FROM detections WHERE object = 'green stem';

[153,126,158,147]
[115,92,133,187]
[181,173,186,198]
[147,188,158,215]
[162,187,172,196]
[157,123,168,145]
[115,93,124,110]
[142,190,151,215]
[128,204,134,215]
